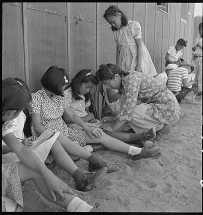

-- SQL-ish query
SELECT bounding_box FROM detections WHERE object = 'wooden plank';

[169,6,176,47]
[154,9,163,74]
[26,2,66,16]
[96,2,117,69]
[145,3,156,63]
[132,3,146,43]
[117,2,134,20]
[26,9,68,92]
[22,3,29,87]
[2,3,25,81]
[162,11,169,72]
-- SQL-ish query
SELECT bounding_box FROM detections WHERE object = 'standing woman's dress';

[114,20,157,76]
[117,71,182,132]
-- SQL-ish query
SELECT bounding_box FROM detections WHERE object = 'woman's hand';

[43,170,76,201]
[101,116,114,124]
[85,126,104,139]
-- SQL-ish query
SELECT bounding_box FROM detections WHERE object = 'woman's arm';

[134,38,143,72]
[102,119,126,132]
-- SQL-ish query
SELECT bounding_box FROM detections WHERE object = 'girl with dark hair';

[30,66,162,170]
[96,64,182,141]
[65,69,156,148]
[103,5,157,76]
[2,78,94,212]
[103,5,158,110]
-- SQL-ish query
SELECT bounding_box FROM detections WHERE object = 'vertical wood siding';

[2,2,195,92]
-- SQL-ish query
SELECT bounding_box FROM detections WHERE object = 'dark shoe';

[87,153,119,173]
[137,139,155,148]
[75,167,107,191]
[155,124,171,141]
[132,146,161,160]
[143,127,156,141]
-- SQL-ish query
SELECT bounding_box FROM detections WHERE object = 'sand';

[22,96,202,212]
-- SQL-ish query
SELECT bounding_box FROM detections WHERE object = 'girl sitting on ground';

[2,77,94,212]
[30,66,161,171]
[2,94,107,192]
[95,64,182,141]
[64,69,156,148]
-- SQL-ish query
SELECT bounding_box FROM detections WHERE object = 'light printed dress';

[29,88,87,146]
[118,71,182,125]
[113,20,157,76]
[64,88,91,117]
[2,121,23,212]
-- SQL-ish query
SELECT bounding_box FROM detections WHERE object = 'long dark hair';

[70,69,99,102]
[95,64,128,94]
[103,5,128,31]
[2,78,32,114]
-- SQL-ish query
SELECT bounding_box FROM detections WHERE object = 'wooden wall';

[2,2,195,93]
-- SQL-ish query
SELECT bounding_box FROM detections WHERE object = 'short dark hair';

[103,5,128,31]
[40,66,69,97]
[2,78,32,114]
[70,69,99,102]
[177,38,187,47]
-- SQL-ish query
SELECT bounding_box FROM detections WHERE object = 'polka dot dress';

[29,88,87,146]
[2,161,23,211]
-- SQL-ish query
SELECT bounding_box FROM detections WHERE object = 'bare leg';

[51,140,77,175]
[57,133,91,159]
[86,132,131,153]
[104,131,144,143]
[18,162,74,209]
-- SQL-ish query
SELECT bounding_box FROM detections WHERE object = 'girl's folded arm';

[31,112,47,136]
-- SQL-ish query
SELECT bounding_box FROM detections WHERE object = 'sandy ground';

[23,96,202,212]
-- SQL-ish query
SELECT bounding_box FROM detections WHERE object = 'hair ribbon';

[64,76,69,83]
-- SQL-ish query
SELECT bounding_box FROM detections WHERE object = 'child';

[103,5,157,103]
[95,64,182,141]
[30,65,161,169]
[192,22,202,95]
[2,78,94,212]
[165,38,193,69]
[167,66,195,103]
[2,104,107,192]
[64,69,156,147]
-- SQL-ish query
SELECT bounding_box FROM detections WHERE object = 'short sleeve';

[181,68,188,80]
[167,46,174,55]
[2,121,14,137]
[131,21,142,39]
[29,92,41,114]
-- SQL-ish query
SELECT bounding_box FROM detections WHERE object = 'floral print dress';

[113,20,157,76]
[29,88,87,146]
[2,121,23,212]
[118,71,182,125]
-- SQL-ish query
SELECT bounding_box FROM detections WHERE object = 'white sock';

[83,145,93,152]
[128,146,142,156]
[67,197,93,212]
